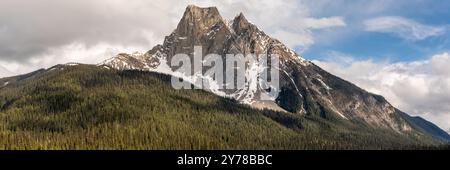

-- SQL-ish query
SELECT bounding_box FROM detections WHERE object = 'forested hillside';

[0,64,444,149]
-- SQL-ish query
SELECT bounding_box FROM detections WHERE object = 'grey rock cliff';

[102,5,448,139]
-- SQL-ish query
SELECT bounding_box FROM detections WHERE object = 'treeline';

[0,65,444,149]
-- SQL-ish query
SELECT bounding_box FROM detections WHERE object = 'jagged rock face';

[102,5,413,133]
[164,6,228,57]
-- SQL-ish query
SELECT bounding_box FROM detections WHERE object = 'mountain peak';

[232,12,252,34]
[185,5,218,12]
[101,5,450,140]
[176,5,225,35]
[235,12,247,22]
[181,5,221,22]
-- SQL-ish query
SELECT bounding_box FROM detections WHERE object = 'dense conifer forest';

[0,64,445,149]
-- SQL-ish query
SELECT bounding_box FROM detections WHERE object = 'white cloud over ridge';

[0,42,151,78]
[314,52,450,131]
[364,16,446,41]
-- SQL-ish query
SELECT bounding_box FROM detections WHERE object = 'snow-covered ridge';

[100,49,274,105]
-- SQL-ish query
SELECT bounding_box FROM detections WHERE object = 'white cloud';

[0,65,13,78]
[272,30,315,52]
[364,16,446,40]
[270,16,346,49]
[302,17,346,29]
[313,52,450,131]
[0,0,346,78]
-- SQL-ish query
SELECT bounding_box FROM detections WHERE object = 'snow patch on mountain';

[316,78,332,91]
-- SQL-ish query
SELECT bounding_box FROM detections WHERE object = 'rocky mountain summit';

[102,5,449,140]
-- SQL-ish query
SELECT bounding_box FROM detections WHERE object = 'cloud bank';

[314,52,450,131]
[0,0,345,77]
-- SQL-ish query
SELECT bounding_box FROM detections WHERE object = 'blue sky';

[300,0,450,62]
[279,0,450,132]
[294,0,450,131]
